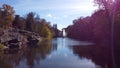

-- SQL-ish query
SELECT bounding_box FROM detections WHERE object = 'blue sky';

[0,0,97,30]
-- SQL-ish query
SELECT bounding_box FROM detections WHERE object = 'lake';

[0,38,119,68]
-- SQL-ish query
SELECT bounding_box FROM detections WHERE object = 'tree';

[52,24,60,38]
[25,12,53,39]
[13,15,26,30]
[25,12,35,31]
[94,0,114,9]
[12,15,20,28]
[91,9,111,43]
[39,19,52,39]
[94,0,115,25]
[0,4,15,28]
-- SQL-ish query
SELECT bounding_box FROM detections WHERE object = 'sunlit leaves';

[0,4,14,28]
[25,12,53,39]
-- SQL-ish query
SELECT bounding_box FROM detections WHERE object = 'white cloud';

[2,0,98,30]
[46,14,53,18]
[46,13,58,19]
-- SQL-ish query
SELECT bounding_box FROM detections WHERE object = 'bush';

[0,43,5,50]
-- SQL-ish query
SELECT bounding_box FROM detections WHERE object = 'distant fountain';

[62,29,66,37]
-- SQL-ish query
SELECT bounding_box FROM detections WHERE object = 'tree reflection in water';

[70,42,120,68]
[0,38,120,68]
[0,40,57,68]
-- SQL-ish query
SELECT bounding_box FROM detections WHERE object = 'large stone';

[0,29,41,49]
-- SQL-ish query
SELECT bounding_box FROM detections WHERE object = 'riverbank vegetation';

[0,4,60,49]
[0,4,60,40]
[66,0,120,45]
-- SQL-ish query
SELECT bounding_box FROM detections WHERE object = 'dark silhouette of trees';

[52,24,60,38]
[71,42,120,68]
[13,15,20,28]
[66,0,120,44]
[25,12,35,31]
[13,15,26,29]
[66,16,93,41]
[91,9,111,43]
[66,9,111,42]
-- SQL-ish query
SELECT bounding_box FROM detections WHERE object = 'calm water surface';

[0,38,118,68]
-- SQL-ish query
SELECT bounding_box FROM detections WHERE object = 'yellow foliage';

[0,43,4,50]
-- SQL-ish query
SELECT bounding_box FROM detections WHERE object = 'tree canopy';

[66,0,120,44]
[0,4,60,39]
[0,4,14,28]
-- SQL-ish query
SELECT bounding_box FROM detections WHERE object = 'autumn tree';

[24,12,53,39]
[39,19,52,39]
[66,16,93,41]
[94,0,115,26]
[91,9,111,43]
[66,0,120,44]
[0,4,14,28]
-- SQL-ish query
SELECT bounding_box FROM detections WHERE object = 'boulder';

[27,36,39,47]
[0,29,41,49]
[6,39,22,49]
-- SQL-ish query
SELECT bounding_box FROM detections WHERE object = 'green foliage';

[0,4,59,39]
[41,26,52,40]
[13,11,54,39]
[24,12,53,39]
[38,19,52,39]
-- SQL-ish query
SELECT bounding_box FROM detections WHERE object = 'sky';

[0,0,98,30]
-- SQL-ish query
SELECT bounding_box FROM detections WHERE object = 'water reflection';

[39,38,96,68]
[0,38,119,68]
[0,41,56,68]
[70,42,120,68]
